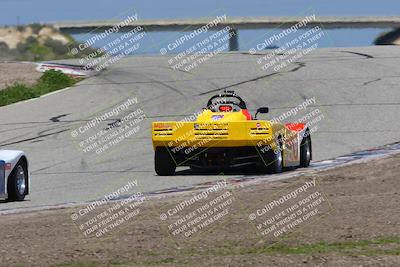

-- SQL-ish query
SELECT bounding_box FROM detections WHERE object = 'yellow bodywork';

[152,109,298,154]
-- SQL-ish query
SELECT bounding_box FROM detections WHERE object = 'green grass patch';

[50,237,400,267]
[207,237,400,257]
[109,259,126,265]
[56,260,127,267]
[143,257,178,266]
[56,262,98,267]
[0,70,79,107]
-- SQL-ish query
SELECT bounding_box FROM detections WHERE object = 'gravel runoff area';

[0,153,399,267]
[0,62,41,90]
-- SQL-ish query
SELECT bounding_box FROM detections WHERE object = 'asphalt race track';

[1,46,400,212]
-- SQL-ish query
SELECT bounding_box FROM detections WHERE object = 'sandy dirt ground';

[0,153,399,267]
[0,63,41,90]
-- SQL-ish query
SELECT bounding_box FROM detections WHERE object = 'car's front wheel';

[7,160,28,201]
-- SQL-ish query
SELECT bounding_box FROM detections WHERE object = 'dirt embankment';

[0,63,41,90]
[0,154,399,267]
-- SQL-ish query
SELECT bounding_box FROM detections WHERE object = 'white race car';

[0,150,30,201]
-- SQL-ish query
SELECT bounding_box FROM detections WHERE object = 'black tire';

[259,139,283,174]
[300,134,311,167]
[7,160,28,201]
[155,148,176,176]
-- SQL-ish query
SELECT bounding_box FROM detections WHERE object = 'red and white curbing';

[36,62,95,77]
[148,141,400,195]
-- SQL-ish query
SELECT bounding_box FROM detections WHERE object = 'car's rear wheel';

[300,134,311,167]
[7,160,28,201]
[270,143,283,173]
[155,148,176,176]
[259,138,283,174]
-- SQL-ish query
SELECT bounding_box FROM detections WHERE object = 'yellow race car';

[152,91,311,176]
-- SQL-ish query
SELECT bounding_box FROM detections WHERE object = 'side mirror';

[255,107,269,119]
